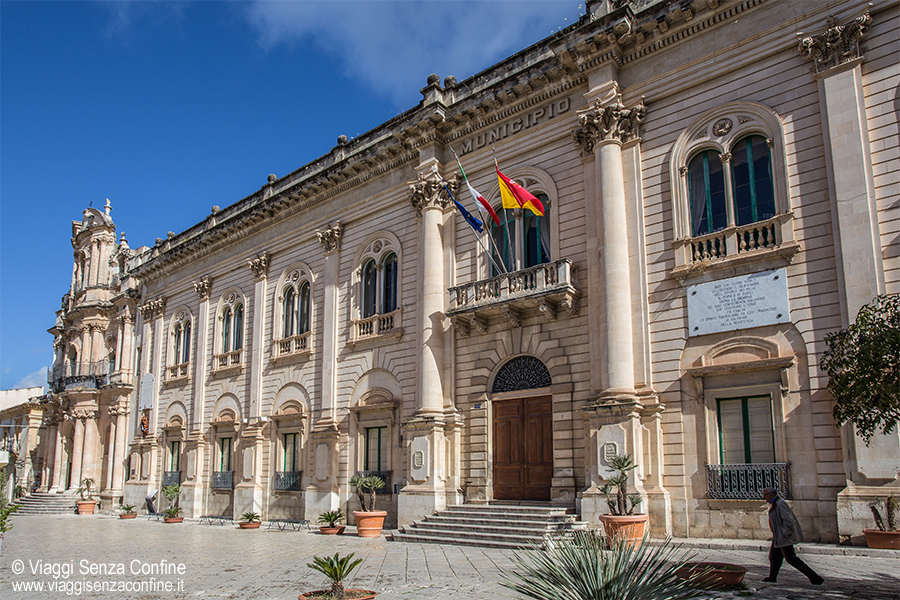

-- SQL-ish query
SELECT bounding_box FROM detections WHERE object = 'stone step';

[404,523,555,542]
[421,515,566,530]
[12,492,80,515]
[391,530,542,550]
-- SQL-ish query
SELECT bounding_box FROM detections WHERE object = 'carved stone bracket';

[248,252,270,278]
[139,296,166,320]
[71,409,98,421]
[501,305,522,328]
[316,221,344,254]
[408,171,456,215]
[573,94,647,154]
[193,276,211,300]
[471,314,488,334]
[798,11,871,74]
[451,317,470,338]
[538,298,557,321]
[559,292,580,317]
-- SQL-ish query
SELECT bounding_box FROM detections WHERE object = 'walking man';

[762,486,824,584]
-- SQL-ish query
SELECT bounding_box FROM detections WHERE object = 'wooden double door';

[492,396,553,501]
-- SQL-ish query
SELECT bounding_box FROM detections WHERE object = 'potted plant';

[75,477,98,514]
[864,495,900,549]
[598,454,647,547]
[119,504,137,519]
[240,511,262,529]
[349,474,386,538]
[300,552,375,599]
[318,510,346,535]
[163,506,184,523]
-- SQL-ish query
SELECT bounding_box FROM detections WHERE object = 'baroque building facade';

[41,0,897,544]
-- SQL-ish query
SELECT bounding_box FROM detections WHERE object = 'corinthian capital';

[248,252,270,278]
[573,94,647,154]
[798,11,871,74]
[316,221,344,254]
[408,170,456,216]
[193,276,211,300]
[139,296,166,320]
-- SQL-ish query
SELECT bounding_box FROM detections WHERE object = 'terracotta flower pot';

[76,500,97,515]
[239,521,261,529]
[319,525,346,535]
[119,513,137,519]
[675,562,747,588]
[598,513,648,547]
[164,517,184,523]
[298,589,376,599]
[353,510,387,538]
[864,529,900,549]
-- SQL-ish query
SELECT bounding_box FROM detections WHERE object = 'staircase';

[392,503,586,549]
[12,492,78,515]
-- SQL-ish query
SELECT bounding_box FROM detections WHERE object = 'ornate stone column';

[68,411,86,490]
[41,413,59,492]
[50,415,66,492]
[108,404,129,499]
[247,256,269,421]
[80,409,101,486]
[192,277,211,430]
[397,164,463,527]
[304,226,343,522]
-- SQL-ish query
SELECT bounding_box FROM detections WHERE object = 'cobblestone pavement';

[0,515,897,599]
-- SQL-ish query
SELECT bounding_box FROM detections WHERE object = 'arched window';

[298,281,310,334]
[731,135,775,226]
[222,307,232,353]
[282,287,296,338]
[382,253,397,313]
[220,303,244,353]
[181,321,191,364]
[688,150,727,236]
[490,193,551,275]
[173,323,183,363]
[362,259,378,319]
[233,304,244,350]
[68,348,78,376]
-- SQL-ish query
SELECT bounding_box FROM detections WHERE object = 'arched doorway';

[491,356,552,501]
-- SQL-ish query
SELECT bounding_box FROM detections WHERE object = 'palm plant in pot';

[318,510,346,535]
[864,495,900,549]
[162,506,184,523]
[349,474,386,538]
[240,511,262,529]
[119,504,137,519]
[161,483,183,523]
[300,552,375,599]
[598,454,647,546]
[75,477,98,514]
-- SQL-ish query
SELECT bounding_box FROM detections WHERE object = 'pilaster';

[248,255,270,420]
[192,277,211,430]
[315,225,343,429]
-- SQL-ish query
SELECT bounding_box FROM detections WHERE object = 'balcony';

[272,332,312,362]
[355,470,392,495]
[211,470,234,490]
[672,213,800,281]
[162,471,181,488]
[447,259,580,336]
[212,350,243,373]
[166,362,190,384]
[49,361,111,393]
[274,471,303,491]
[706,463,791,500]
[352,309,402,343]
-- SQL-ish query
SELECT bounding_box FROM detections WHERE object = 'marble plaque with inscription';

[687,268,790,336]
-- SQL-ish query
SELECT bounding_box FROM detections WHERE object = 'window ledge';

[672,241,800,284]
[349,327,404,349]
[210,363,244,377]
[269,347,313,366]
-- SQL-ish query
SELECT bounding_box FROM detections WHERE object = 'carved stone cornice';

[248,253,270,279]
[193,276,211,300]
[408,171,456,216]
[139,296,166,320]
[573,94,646,154]
[316,221,344,254]
[108,405,130,417]
[71,408,98,421]
[798,11,871,74]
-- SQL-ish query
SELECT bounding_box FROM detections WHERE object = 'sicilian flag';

[466,181,501,226]
[443,183,483,233]
[497,168,545,216]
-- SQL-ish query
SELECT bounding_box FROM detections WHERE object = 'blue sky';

[0,0,578,390]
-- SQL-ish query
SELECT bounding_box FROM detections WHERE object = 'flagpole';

[438,177,506,277]
[491,145,516,274]
[450,147,509,274]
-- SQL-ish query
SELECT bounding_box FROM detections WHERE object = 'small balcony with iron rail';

[211,470,234,490]
[162,471,181,489]
[49,361,111,394]
[706,462,791,500]
[447,258,580,336]
[274,471,303,492]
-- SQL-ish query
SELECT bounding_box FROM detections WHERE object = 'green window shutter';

[365,427,386,471]
[717,395,775,464]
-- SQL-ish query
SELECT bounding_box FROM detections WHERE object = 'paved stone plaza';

[0,515,897,599]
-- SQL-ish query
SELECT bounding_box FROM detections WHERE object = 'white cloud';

[14,367,49,391]
[244,0,575,106]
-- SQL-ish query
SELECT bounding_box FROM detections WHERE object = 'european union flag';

[443,183,483,233]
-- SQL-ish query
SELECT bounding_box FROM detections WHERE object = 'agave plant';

[307,552,363,600]
[501,530,704,600]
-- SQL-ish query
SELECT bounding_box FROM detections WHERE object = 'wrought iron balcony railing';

[447,259,580,335]
[211,470,234,490]
[162,471,181,488]
[355,470,392,495]
[706,463,791,500]
[49,361,111,393]
[274,471,303,491]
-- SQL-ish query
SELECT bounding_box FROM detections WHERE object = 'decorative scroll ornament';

[139,296,166,320]
[408,170,456,215]
[798,12,871,74]
[71,408,98,420]
[573,94,647,154]
[108,404,130,417]
[492,356,552,393]
[316,221,344,254]
[193,276,211,300]
[248,252,270,278]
